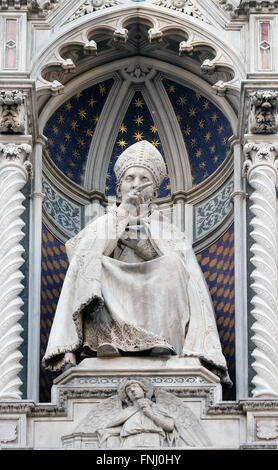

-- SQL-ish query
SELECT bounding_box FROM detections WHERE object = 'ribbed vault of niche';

[42,63,234,202]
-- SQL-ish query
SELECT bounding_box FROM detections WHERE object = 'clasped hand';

[120,182,153,216]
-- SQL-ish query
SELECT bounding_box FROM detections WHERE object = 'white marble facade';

[1,0,278,451]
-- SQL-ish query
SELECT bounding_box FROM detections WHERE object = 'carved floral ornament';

[0,90,25,134]
[0,143,32,177]
[243,142,278,177]
[65,0,210,24]
[218,0,278,18]
[249,90,278,134]
[66,0,119,23]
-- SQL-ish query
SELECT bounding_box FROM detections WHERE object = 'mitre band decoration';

[114,140,167,188]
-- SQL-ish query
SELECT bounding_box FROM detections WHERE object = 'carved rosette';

[243,143,278,398]
[0,143,32,400]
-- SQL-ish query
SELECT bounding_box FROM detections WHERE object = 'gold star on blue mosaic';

[43,78,114,186]
[105,91,171,198]
[163,79,232,185]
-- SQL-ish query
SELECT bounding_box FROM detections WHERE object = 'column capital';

[0,143,32,177]
[243,141,278,178]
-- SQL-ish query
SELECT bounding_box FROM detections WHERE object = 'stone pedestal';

[1,356,274,450]
[57,357,223,449]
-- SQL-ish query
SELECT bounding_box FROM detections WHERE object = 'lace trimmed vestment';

[42,205,230,384]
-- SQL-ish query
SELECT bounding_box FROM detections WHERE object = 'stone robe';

[42,205,230,384]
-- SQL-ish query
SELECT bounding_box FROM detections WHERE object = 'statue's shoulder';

[65,212,110,261]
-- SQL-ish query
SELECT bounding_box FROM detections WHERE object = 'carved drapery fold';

[243,142,278,398]
[0,143,32,400]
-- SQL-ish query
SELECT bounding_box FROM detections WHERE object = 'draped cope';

[42,205,230,384]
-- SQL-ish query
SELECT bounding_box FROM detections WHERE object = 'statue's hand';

[120,182,153,216]
[136,398,152,412]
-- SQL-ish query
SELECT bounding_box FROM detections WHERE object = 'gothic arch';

[29,4,241,403]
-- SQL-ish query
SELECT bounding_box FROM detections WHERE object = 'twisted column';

[243,142,278,398]
[0,143,32,400]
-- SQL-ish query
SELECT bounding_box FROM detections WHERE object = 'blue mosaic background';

[40,226,68,401]
[43,78,232,191]
[43,78,114,185]
[162,79,233,185]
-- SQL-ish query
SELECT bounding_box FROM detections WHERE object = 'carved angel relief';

[62,378,211,449]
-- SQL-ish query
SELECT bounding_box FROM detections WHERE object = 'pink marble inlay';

[6,19,16,41]
[5,20,17,69]
[261,50,270,70]
[6,48,16,68]
[260,22,269,42]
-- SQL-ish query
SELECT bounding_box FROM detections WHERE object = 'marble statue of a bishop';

[42,140,231,385]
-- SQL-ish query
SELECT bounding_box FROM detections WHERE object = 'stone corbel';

[178,33,237,94]
[83,40,98,55]
[249,91,278,134]
[0,90,25,134]
[200,50,234,77]
[179,40,194,56]
[46,50,76,73]
[113,27,128,44]
[148,28,163,44]
[36,76,64,96]
[200,59,215,75]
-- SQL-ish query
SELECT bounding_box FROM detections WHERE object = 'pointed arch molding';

[39,56,237,196]
[33,4,245,99]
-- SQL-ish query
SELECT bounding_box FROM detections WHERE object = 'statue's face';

[117,166,155,204]
[125,382,145,402]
